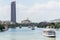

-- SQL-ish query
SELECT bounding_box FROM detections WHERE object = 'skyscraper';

[11,1,16,23]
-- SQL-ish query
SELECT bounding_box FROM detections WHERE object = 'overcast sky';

[0,0,60,23]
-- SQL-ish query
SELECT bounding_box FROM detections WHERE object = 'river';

[0,27,60,40]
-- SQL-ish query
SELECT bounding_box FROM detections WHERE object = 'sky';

[0,0,60,23]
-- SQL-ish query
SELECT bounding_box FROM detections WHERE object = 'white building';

[21,18,31,24]
[50,19,60,23]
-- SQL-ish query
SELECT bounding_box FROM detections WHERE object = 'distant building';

[11,1,16,23]
[0,20,2,24]
[1,21,11,24]
[50,19,60,23]
[21,18,31,24]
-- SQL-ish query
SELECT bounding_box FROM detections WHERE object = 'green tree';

[0,24,5,31]
[55,23,60,29]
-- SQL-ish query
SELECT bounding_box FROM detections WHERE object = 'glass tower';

[11,1,16,23]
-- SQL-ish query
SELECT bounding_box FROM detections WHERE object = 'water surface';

[0,27,60,40]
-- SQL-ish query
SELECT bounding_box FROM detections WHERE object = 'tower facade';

[11,1,16,23]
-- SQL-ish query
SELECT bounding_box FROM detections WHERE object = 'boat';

[43,29,56,38]
[32,27,35,30]
[28,26,31,28]
[31,25,35,30]
[19,26,22,28]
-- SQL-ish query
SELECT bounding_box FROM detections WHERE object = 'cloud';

[0,1,60,22]
[16,1,60,14]
[25,1,60,13]
[17,1,60,22]
[0,5,10,21]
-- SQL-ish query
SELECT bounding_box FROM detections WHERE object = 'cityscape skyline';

[0,0,60,23]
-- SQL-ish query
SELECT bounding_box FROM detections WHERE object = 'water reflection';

[44,37,56,40]
[10,28,16,40]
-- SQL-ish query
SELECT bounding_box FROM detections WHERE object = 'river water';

[0,27,60,40]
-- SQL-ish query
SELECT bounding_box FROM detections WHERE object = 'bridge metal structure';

[7,23,38,28]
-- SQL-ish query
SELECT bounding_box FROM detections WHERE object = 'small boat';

[32,27,35,30]
[31,25,35,30]
[28,26,31,28]
[19,26,22,28]
[43,29,56,38]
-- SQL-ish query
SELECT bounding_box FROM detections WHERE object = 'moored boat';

[43,29,56,38]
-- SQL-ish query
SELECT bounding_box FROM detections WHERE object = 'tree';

[49,23,55,28]
[55,23,60,29]
[0,24,5,31]
[37,22,50,28]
